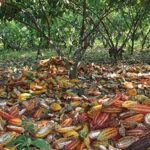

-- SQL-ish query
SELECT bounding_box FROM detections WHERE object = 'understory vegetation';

[0,0,150,77]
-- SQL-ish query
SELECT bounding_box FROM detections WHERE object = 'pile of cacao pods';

[0,57,150,150]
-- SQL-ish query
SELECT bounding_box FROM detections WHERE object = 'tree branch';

[100,20,115,48]
[119,7,143,51]
[39,0,51,39]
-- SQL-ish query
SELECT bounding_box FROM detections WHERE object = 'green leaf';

[31,138,51,150]
[7,135,27,147]
[23,120,37,133]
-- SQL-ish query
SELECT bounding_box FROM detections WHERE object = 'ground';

[0,48,150,69]
[0,55,150,149]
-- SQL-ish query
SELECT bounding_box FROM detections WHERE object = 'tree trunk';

[141,29,150,51]
[69,63,78,79]
[130,35,135,55]
[36,37,42,60]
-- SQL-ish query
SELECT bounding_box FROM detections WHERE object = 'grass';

[0,49,56,61]
[0,47,150,69]
[0,49,56,68]
[83,47,150,64]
